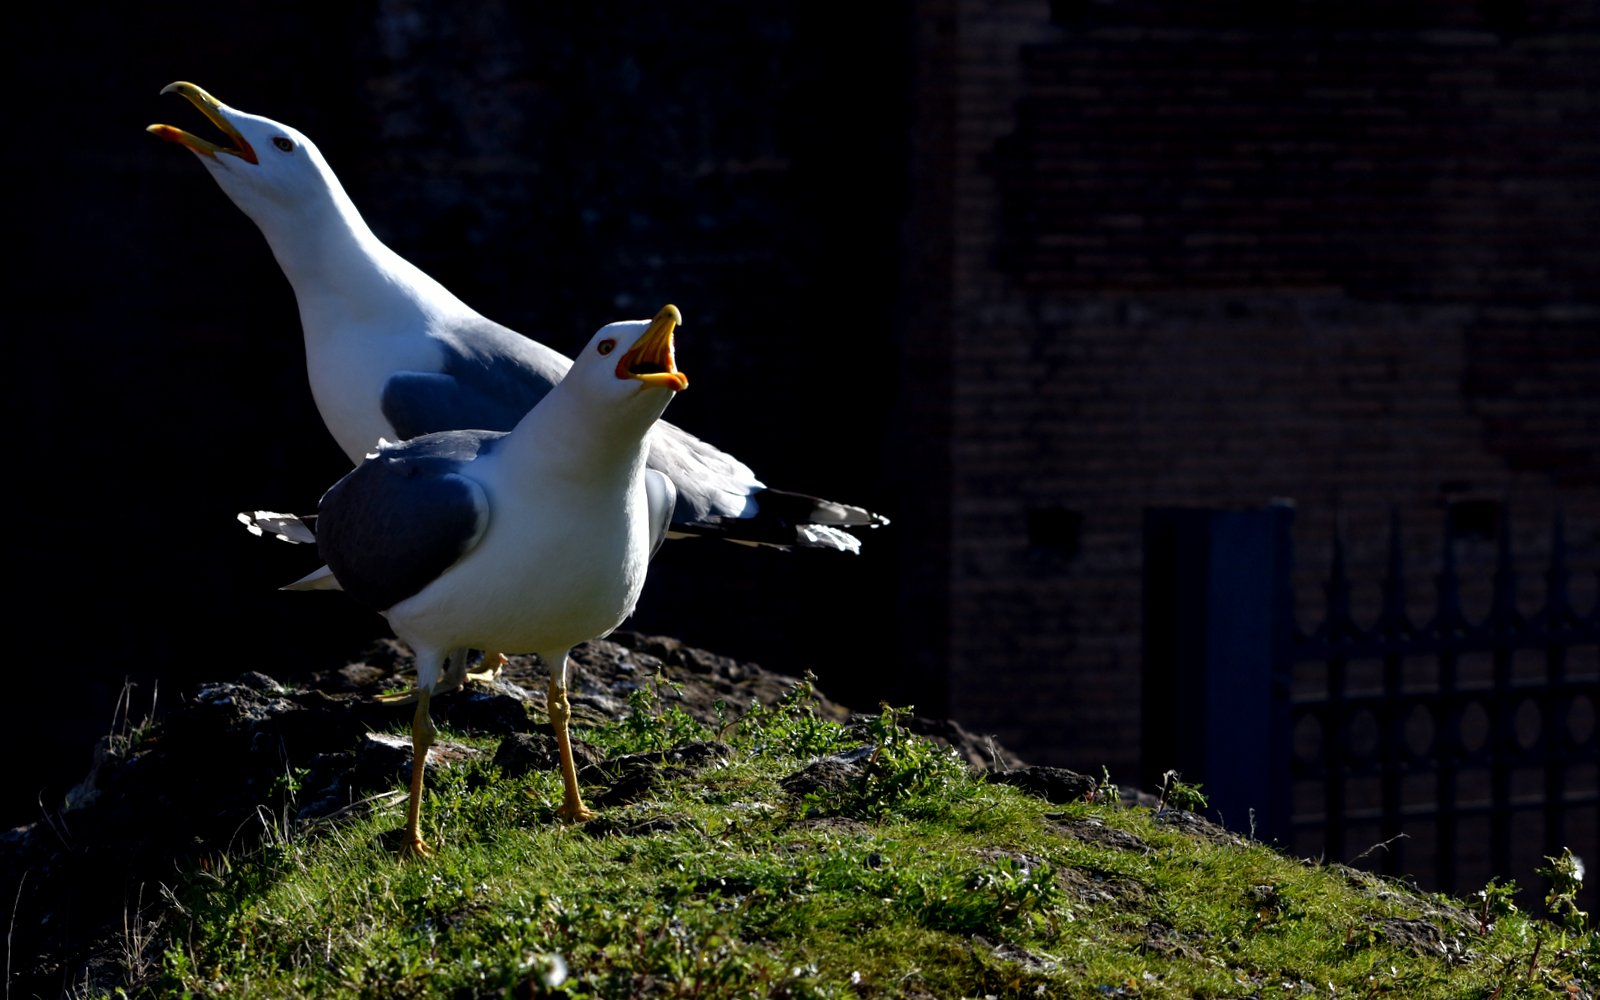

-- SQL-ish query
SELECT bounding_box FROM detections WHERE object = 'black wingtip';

[667,488,888,552]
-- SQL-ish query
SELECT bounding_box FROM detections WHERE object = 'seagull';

[311,304,688,855]
[148,81,886,555]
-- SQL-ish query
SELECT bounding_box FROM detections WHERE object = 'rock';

[1049,815,1152,854]
[604,740,732,772]
[843,712,1024,772]
[492,731,603,778]
[431,687,539,735]
[588,741,733,808]
[987,765,1098,804]
[779,746,876,797]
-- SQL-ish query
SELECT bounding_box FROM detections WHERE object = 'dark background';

[5,3,913,828]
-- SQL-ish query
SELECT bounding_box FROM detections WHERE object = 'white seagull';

[148,81,886,555]
[310,304,688,855]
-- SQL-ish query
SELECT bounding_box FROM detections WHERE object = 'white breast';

[302,314,444,463]
[382,458,653,659]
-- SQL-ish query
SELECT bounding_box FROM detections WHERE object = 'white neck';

[242,168,468,340]
[502,381,665,490]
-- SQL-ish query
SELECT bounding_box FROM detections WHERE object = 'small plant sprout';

[1156,769,1209,814]
[608,672,712,754]
[1471,877,1519,935]
[1093,765,1120,807]
[1537,848,1588,936]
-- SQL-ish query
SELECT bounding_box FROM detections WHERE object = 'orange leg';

[402,690,437,857]
[547,672,594,822]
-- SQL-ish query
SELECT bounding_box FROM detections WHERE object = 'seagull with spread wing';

[311,304,687,855]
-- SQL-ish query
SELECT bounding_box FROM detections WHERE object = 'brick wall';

[914,0,1600,777]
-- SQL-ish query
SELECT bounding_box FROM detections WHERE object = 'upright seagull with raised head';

[314,304,687,856]
[148,81,886,554]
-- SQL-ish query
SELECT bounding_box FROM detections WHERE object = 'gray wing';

[315,430,500,611]
[643,469,677,560]
[381,315,571,439]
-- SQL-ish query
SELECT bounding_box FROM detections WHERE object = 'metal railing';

[1143,504,1597,906]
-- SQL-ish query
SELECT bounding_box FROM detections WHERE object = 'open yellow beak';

[616,304,689,391]
[146,81,258,164]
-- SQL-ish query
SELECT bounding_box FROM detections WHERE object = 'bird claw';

[375,652,505,706]
[400,835,435,859]
[464,651,509,686]
[555,802,595,824]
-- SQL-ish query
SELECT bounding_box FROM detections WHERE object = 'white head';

[147,81,345,229]
[573,304,689,395]
[551,304,689,439]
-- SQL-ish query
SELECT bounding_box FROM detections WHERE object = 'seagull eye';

[597,338,617,356]
[272,137,295,153]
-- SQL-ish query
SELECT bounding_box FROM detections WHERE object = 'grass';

[93,678,1595,999]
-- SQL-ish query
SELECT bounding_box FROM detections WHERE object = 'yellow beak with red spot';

[146,81,259,164]
[618,304,689,391]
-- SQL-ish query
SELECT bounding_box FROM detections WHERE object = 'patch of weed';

[806,704,973,821]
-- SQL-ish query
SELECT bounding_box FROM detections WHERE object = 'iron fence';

[1143,504,1597,909]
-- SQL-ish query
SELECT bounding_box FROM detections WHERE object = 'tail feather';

[795,524,864,554]
[667,488,887,552]
[759,489,890,529]
[238,510,317,545]
[238,510,340,591]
